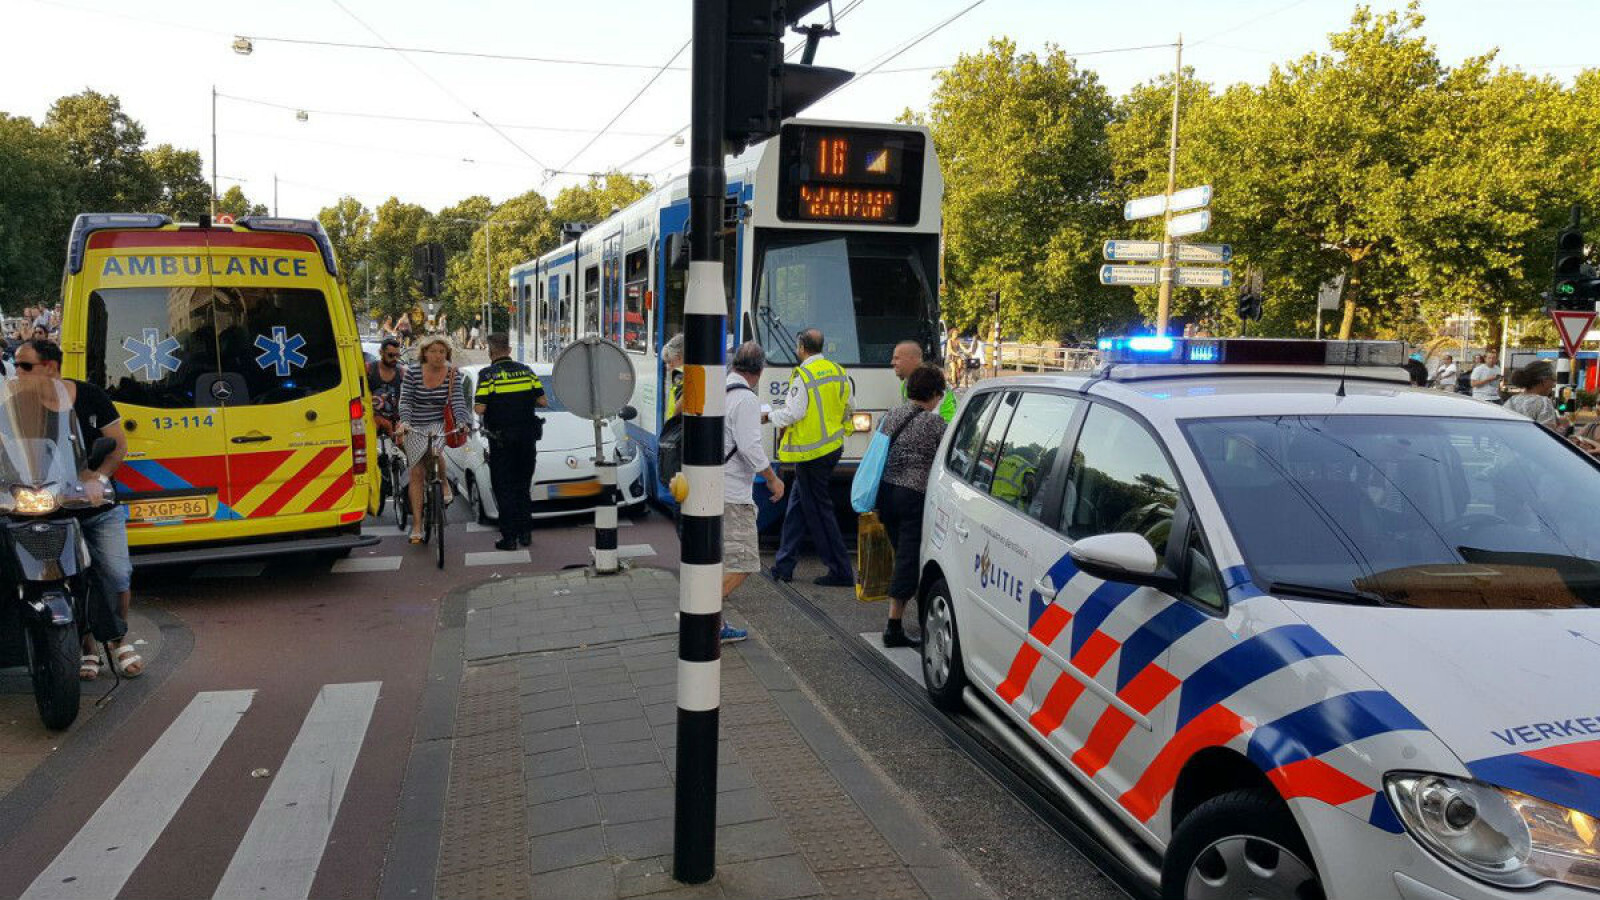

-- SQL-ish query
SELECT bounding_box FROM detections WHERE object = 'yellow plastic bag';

[855,511,894,603]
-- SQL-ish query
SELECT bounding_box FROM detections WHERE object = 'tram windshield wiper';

[759,305,798,364]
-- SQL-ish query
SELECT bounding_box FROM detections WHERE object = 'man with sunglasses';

[14,340,139,680]
[369,338,405,437]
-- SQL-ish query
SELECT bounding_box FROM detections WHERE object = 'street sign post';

[1121,185,1212,221]
[1123,194,1168,221]
[1100,265,1160,286]
[1167,184,1212,213]
[1551,309,1596,360]
[1103,240,1164,261]
[1166,210,1211,238]
[1174,267,1232,288]
[1176,243,1232,264]
[552,336,636,577]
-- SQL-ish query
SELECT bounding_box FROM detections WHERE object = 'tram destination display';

[777,125,925,226]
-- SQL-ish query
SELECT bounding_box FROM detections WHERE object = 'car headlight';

[851,412,873,433]
[13,486,59,515]
[1387,772,1600,891]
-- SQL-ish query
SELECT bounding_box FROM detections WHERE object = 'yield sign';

[1551,309,1596,359]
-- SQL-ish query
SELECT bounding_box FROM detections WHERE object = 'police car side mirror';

[1069,533,1178,592]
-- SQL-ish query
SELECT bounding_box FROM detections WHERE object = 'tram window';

[754,231,937,367]
[624,249,648,354]
[583,265,600,337]
[661,243,686,348]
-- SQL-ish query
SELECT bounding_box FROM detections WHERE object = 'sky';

[1,0,1590,218]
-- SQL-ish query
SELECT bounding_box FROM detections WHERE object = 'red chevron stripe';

[997,604,1073,704]
[1266,758,1372,806]
[114,466,163,494]
[1028,631,1120,737]
[305,469,353,513]
[223,450,295,505]
[252,447,343,517]
[1525,738,1600,780]
[1072,664,1181,777]
[1120,704,1251,822]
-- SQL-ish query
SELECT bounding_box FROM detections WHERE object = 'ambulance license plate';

[129,497,209,521]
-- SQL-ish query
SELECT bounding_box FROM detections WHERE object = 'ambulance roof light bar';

[65,213,172,275]
[236,216,340,278]
[1097,336,1408,370]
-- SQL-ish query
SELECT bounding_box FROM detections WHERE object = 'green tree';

[0,114,77,308]
[317,196,374,295]
[216,185,267,218]
[43,89,158,213]
[550,173,652,225]
[366,198,435,319]
[144,143,210,220]
[922,38,1132,341]
[445,190,558,332]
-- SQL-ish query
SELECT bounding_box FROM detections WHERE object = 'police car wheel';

[467,477,490,526]
[1162,789,1323,900]
[920,578,967,712]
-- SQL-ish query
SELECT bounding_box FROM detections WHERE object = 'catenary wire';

[546,39,691,183]
[213,92,678,137]
[234,34,690,70]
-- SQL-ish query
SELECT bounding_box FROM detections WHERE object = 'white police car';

[917,337,1600,900]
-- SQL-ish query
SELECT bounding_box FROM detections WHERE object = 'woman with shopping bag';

[867,364,948,648]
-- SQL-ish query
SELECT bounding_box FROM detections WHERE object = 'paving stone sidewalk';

[430,567,989,900]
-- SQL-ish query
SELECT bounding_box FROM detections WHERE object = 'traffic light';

[1236,291,1264,322]
[413,243,445,299]
[1554,218,1587,310]
[724,0,853,152]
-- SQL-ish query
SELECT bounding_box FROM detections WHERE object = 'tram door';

[602,234,623,346]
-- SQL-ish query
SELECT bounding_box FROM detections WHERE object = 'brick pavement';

[426,567,988,900]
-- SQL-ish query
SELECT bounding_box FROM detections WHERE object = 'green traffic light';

[1558,283,1577,295]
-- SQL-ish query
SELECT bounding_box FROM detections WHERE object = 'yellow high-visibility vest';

[777,356,851,463]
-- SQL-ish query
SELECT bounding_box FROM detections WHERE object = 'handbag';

[850,408,924,514]
[855,511,894,603]
[443,367,468,449]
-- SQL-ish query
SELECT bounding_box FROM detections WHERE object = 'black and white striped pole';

[592,420,619,574]
[673,0,727,883]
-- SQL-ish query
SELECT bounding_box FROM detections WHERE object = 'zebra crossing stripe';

[213,682,381,900]
[23,690,256,900]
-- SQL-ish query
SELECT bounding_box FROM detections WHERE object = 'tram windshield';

[753,231,937,367]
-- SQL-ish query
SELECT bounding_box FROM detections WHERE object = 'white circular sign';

[551,336,634,420]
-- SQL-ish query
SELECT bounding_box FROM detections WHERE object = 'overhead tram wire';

[1190,0,1314,46]
[871,40,1177,74]
[545,39,692,185]
[232,34,690,70]
[213,92,678,137]
[327,0,553,172]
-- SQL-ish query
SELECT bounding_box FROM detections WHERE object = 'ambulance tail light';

[66,213,172,274]
[236,216,341,278]
[349,397,368,476]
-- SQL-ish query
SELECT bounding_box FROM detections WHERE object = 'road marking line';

[464,549,532,566]
[330,556,403,573]
[619,519,637,527]
[194,563,267,578]
[617,543,656,559]
[360,525,404,537]
[859,632,922,682]
[212,682,381,900]
[22,690,255,900]
[465,523,497,534]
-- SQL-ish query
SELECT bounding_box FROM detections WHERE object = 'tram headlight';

[851,412,873,433]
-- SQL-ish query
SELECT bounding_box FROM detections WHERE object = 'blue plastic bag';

[851,429,892,514]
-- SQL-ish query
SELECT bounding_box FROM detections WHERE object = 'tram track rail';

[764,572,1160,900]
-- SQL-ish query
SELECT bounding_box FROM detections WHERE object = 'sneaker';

[882,626,921,649]
[720,623,748,643]
[813,573,853,587]
[493,537,519,551]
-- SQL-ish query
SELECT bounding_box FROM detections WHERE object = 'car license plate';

[552,481,602,498]
[128,497,209,521]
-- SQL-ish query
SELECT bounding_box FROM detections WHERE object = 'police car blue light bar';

[66,213,172,275]
[1098,337,1407,369]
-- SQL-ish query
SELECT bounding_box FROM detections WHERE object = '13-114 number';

[151,414,214,430]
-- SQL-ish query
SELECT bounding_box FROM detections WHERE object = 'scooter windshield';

[0,379,85,489]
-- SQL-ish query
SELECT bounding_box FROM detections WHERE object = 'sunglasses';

[14,361,34,371]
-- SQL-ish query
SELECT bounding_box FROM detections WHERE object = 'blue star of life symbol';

[253,326,309,377]
[121,328,182,379]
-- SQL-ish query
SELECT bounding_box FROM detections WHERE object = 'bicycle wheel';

[429,478,446,568]
[392,457,409,530]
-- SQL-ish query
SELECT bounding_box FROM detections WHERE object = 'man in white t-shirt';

[1470,350,1502,402]
[1432,354,1458,390]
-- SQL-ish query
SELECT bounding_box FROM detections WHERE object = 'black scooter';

[0,381,119,731]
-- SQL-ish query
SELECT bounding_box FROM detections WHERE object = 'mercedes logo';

[210,380,233,401]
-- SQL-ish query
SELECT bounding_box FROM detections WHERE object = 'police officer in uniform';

[769,328,855,586]
[473,333,547,550]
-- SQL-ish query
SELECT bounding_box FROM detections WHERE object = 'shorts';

[724,503,760,574]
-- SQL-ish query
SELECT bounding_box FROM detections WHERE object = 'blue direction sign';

[1103,240,1164,261]
[1100,265,1160,286]
[1175,243,1232,263]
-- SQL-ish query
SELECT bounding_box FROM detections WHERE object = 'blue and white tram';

[508,118,943,507]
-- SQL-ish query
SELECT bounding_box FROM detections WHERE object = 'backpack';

[656,381,753,488]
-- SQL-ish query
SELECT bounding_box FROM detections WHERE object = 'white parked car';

[919,336,1600,900]
[443,363,648,523]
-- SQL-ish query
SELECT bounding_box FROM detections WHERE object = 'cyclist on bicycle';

[396,335,471,544]
[369,337,405,437]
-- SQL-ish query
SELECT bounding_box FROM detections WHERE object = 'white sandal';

[79,654,102,681]
[111,643,144,678]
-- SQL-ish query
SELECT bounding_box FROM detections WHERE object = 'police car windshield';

[1185,415,1600,609]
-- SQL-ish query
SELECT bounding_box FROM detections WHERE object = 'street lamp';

[232,36,253,55]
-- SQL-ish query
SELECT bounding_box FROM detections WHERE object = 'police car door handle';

[953,523,970,540]
[1034,577,1056,597]
[231,434,272,444]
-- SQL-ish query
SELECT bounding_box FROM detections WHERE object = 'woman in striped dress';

[395,335,471,543]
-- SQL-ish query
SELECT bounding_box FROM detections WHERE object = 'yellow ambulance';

[60,213,379,564]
